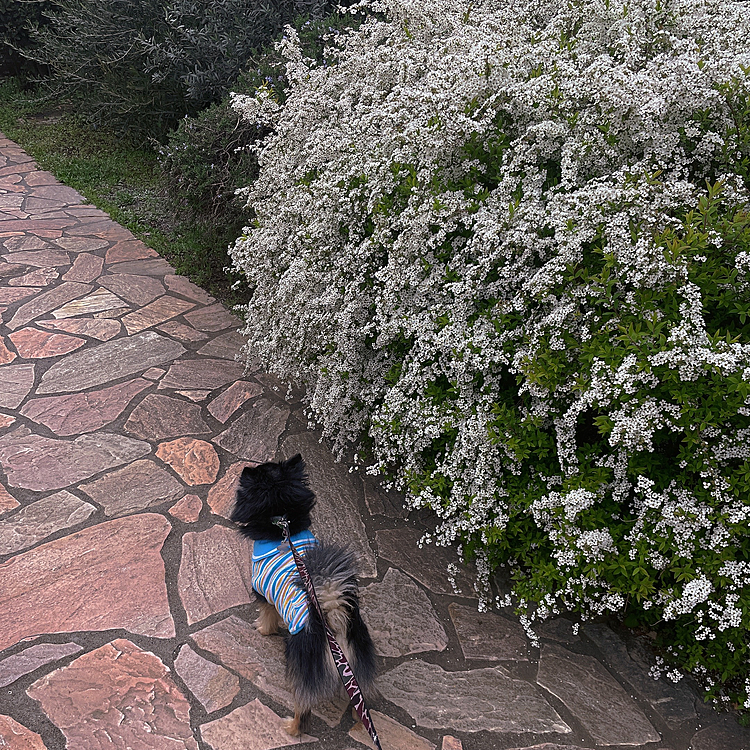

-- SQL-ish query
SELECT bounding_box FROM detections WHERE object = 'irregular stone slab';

[208,381,264,423]
[4,250,70,267]
[0,364,34,408]
[174,644,240,713]
[107,258,174,275]
[0,715,48,750]
[197,331,246,360]
[99,272,165,305]
[191,615,347,727]
[0,514,174,650]
[37,316,120,340]
[62,252,103,282]
[361,568,448,657]
[179,526,254,624]
[0,337,16,363]
[200,698,317,750]
[122,295,195,334]
[81,458,184,517]
[21,379,150,435]
[169,494,203,523]
[0,287,39,305]
[0,642,83,688]
[160,358,244,390]
[8,267,58,286]
[207,462,246,519]
[125,393,211,440]
[8,327,85,358]
[156,438,220,485]
[7,282,92,331]
[51,287,127,318]
[53,236,108,253]
[349,710,435,750]
[690,716,750,750]
[177,389,211,401]
[0,485,20,513]
[215,401,290,463]
[36,330,186,394]
[536,643,659,745]
[166,274,215,304]
[363,478,406,518]
[448,603,528,661]
[283,433,376,579]
[2,235,47,252]
[27,639,197,750]
[0,414,16,429]
[538,618,581,645]
[0,490,96,555]
[379,660,571,734]
[0,428,151,491]
[375,528,476,597]
[158,321,210,342]
[27,183,84,205]
[143,366,166,380]
[184,303,238,331]
[441,738,463,750]
[507,745,594,750]
[105,239,158,264]
[582,623,696,728]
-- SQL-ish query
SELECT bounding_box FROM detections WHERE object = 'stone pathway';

[0,133,747,750]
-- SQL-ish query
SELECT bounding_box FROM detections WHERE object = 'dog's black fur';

[231,453,377,736]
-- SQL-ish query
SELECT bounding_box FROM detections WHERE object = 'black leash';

[272,516,382,750]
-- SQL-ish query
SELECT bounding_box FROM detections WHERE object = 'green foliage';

[0,0,52,74]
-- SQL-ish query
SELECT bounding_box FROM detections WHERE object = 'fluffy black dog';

[231,453,376,736]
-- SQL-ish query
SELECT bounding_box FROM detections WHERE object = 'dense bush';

[229,0,750,709]
[21,0,329,134]
[0,0,52,74]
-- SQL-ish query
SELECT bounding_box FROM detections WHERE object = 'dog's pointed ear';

[284,453,305,475]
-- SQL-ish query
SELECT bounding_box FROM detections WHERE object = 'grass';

[0,76,248,307]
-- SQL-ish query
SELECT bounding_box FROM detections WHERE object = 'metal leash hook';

[272,515,383,750]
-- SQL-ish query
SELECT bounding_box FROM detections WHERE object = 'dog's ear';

[282,453,306,478]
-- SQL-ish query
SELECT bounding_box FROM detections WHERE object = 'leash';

[272,516,382,750]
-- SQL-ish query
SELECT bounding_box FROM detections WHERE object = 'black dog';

[231,453,376,736]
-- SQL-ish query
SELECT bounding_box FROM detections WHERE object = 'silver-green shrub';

[230,0,750,707]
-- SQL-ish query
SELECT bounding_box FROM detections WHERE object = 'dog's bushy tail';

[285,543,377,713]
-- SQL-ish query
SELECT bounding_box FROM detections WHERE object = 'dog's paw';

[254,617,277,636]
[283,716,302,737]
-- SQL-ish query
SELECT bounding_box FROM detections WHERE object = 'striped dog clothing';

[251,530,318,634]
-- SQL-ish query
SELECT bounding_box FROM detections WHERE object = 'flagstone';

[27,184,84,204]
[0,642,83,689]
[51,287,127,318]
[200,698,317,750]
[125,393,211,439]
[0,261,29,278]
[0,490,96,555]
[122,294,195,334]
[0,287,39,304]
[0,485,20,513]
[441,738,463,750]
[448,603,529,661]
[105,239,158,264]
[8,267,58,286]
[179,526,254,624]
[143,366,166,379]
[81,458,184,516]
[4,250,70,267]
[158,320,210,342]
[0,514,174,650]
[52,236,108,253]
[65,220,132,239]
[166,274,215,303]
[215,400,290,463]
[282,433,377,579]
[375,528,476,597]
[207,462,246,519]
[24,197,69,213]
[0,414,15,429]
[20,378,150,436]
[379,660,571,735]
[7,281,92,331]
[107,258,175,275]
[0,337,16,363]
[160,357,244,390]
[184,303,238,332]
[362,478,407,518]
[27,639,196,750]
[177,389,211,401]
[99,272,165,305]
[94,306,129,318]
[361,568,448,657]
[538,618,581,645]
[25,171,57,186]
[0,715,48,750]
[197,330,246,360]
[174,644,240,714]
[61,252,103,282]
[8,328,86,358]
[0,364,35,408]
[208,381,264,423]
[169,493,203,523]
[536,644,660,745]
[349,711,435,750]
[36,330,186,394]
[0,427,151,491]
[37,316,121,340]
[690,716,750,750]
[191,615,348,727]
[156,438,220,485]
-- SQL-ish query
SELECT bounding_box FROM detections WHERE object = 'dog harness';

[251,530,318,634]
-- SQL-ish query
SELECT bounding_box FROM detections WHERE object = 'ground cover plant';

[229,0,750,710]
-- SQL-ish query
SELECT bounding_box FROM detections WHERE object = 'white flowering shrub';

[229,0,750,707]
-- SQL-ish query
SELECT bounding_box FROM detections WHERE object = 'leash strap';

[273,517,382,750]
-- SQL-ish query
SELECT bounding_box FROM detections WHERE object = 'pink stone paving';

[0,715,48,750]
[8,327,86,358]
[156,437,220,485]
[169,493,203,523]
